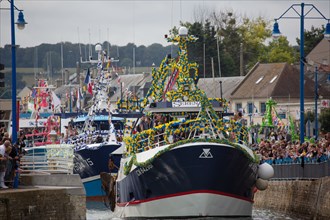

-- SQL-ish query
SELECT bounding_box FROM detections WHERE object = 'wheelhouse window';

[247,102,253,114]
[236,103,242,112]
[260,102,266,114]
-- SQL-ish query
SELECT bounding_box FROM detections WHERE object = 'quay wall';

[0,174,86,220]
[254,177,330,220]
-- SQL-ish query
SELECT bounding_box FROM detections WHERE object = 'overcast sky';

[0,0,329,48]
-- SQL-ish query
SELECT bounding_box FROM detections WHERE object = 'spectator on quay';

[0,140,11,189]
[2,132,11,143]
[5,143,19,188]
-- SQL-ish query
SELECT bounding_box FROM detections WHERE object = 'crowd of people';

[253,132,330,165]
[0,126,22,189]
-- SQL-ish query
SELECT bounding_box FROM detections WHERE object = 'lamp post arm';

[276,3,329,21]
[6,0,21,11]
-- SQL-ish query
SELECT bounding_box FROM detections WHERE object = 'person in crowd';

[5,143,19,188]
[0,140,11,189]
[137,116,146,132]
[1,132,11,143]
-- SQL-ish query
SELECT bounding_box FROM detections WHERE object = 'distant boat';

[112,27,274,218]
[64,43,125,200]
[19,78,63,147]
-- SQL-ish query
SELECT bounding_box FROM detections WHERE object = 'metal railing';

[20,144,74,175]
[271,160,330,180]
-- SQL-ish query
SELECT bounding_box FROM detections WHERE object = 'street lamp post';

[314,66,318,140]
[9,0,27,143]
[219,81,223,99]
[272,3,330,144]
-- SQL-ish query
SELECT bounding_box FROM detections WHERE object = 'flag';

[51,91,61,112]
[84,69,93,95]
[76,88,83,110]
[31,89,37,98]
[84,69,91,84]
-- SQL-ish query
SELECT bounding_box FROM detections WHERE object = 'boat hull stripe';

[117,189,253,207]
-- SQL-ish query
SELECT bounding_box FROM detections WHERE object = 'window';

[269,75,278,84]
[236,103,242,112]
[248,103,253,114]
[278,113,286,119]
[255,76,264,84]
[260,102,266,114]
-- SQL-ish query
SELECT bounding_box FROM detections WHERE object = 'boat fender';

[257,162,274,180]
[255,178,268,191]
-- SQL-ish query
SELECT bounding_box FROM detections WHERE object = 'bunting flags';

[84,69,93,95]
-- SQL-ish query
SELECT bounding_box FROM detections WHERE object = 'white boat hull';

[115,192,252,218]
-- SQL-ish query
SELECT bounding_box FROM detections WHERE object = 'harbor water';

[86,202,298,220]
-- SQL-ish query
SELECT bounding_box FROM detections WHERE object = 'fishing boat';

[19,79,76,176]
[19,78,64,147]
[113,27,273,218]
[65,43,125,200]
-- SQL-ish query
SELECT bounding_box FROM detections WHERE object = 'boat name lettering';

[73,158,94,172]
[172,101,201,108]
[85,158,94,166]
[27,121,44,127]
[136,164,153,176]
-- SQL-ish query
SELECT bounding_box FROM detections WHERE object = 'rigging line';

[170,0,173,57]
[180,0,182,21]
[88,28,92,59]
[132,0,135,75]
[77,27,82,62]
[107,27,110,58]
[132,0,135,44]
[202,0,206,79]
[0,0,2,60]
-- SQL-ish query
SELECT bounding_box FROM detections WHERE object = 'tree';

[296,25,325,56]
[214,11,242,76]
[239,17,271,71]
[259,36,297,64]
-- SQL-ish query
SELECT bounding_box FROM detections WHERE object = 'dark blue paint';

[117,144,258,203]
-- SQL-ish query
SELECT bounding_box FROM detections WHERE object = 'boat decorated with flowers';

[113,27,273,218]
[63,43,125,200]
